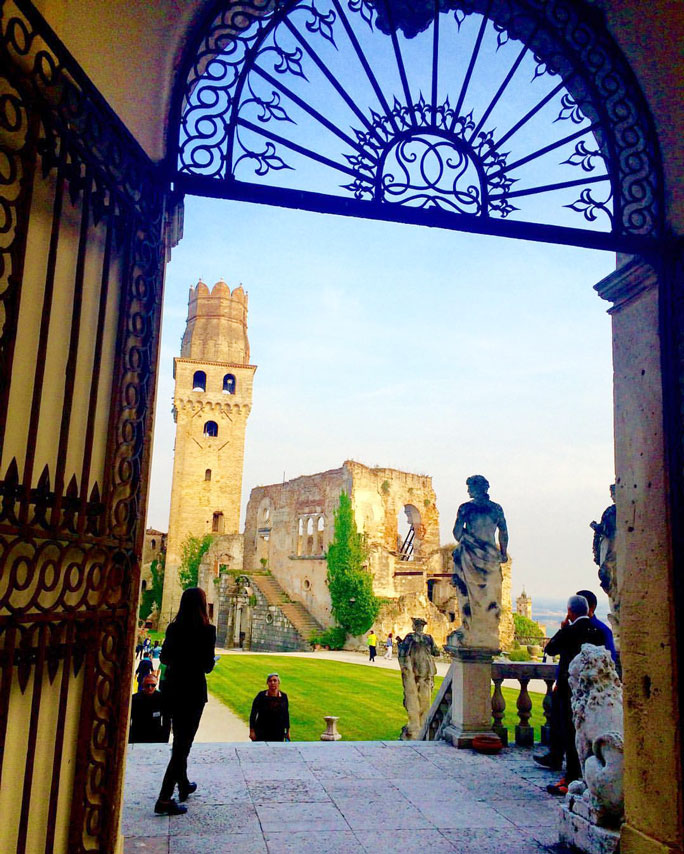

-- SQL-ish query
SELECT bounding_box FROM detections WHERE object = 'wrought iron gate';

[0,2,171,851]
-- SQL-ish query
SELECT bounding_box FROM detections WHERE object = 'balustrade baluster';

[515,676,534,746]
[491,677,508,746]
[541,677,555,746]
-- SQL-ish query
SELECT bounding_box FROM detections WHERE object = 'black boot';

[533,752,563,771]
[154,798,187,815]
[178,782,197,802]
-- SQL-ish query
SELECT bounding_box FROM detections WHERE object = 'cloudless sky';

[146,194,616,602]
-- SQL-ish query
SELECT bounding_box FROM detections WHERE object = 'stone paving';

[123,740,571,853]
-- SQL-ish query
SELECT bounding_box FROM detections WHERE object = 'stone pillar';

[442,645,497,748]
[595,258,683,854]
[320,716,341,741]
[233,604,243,648]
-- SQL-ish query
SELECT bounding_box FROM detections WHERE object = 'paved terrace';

[123,740,570,854]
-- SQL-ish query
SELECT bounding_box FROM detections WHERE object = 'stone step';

[249,575,324,645]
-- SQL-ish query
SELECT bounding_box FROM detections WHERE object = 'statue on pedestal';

[398,617,440,739]
[450,475,508,650]
[559,644,623,853]
[590,484,619,644]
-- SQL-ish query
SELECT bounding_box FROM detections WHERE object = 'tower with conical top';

[160,279,256,626]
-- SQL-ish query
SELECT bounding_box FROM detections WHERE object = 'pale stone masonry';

[160,280,256,626]
[241,460,514,648]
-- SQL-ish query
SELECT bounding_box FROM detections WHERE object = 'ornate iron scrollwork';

[173,0,661,251]
[0,3,168,853]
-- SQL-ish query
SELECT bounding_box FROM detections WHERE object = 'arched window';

[192,370,206,392]
[141,579,147,592]
[306,517,314,555]
[203,420,218,437]
[151,539,156,550]
[205,469,212,481]
[223,374,236,394]
[296,517,304,556]
[316,516,325,553]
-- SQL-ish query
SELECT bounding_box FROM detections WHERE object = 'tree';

[513,612,544,640]
[139,555,165,620]
[178,533,214,589]
[326,492,380,637]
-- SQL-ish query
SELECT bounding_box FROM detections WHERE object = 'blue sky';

[146,194,616,601]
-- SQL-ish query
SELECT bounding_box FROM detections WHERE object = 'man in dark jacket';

[544,594,606,794]
[129,675,170,743]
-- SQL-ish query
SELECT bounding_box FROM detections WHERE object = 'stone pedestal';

[560,801,620,854]
[442,646,497,748]
[320,716,341,741]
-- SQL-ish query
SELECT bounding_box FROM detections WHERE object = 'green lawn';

[207,655,545,742]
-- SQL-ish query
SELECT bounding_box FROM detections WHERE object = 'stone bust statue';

[450,475,508,650]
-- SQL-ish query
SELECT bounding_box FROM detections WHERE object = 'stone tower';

[160,279,256,625]
[516,587,533,619]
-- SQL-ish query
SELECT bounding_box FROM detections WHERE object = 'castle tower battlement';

[160,279,257,626]
[181,279,250,364]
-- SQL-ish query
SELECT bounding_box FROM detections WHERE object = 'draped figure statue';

[450,475,508,650]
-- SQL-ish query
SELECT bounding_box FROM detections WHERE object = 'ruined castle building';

[160,280,256,625]
[241,460,514,648]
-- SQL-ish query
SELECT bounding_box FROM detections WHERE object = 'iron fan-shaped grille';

[174,0,661,251]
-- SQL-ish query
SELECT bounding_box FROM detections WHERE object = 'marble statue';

[398,617,440,739]
[591,484,620,643]
[450,475,508,649]
[567,644,624,826]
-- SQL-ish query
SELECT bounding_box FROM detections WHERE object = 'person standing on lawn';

[154,587,216,816]
[249,674,290,742]
[367,629,378,662]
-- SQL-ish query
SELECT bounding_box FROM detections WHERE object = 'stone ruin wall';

[216,573,308,652]
[239,460,515,649]
[197,533,244,623]
[242,466,351,627]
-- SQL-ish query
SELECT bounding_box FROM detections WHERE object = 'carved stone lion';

[567,643,624,826]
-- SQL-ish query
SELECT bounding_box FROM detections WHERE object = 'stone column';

[233,604,242,648]
[595,257,683,854]
[442,645,497,748]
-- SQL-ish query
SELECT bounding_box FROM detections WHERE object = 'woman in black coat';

[155,587,216,815]
[249,673,290,742]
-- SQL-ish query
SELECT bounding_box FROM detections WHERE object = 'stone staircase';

[250,574,323,646]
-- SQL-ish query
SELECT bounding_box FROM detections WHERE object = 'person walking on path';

[249,674,290,742]
[135,652,153,692]
[384,632,393,660]
[154,587,216,816]
[151,640,162,672]
[367,630,377,662]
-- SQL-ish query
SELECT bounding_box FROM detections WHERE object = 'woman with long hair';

[154,587,216,815]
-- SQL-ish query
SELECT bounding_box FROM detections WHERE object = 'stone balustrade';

[420,659,557,746]
[491,661,557,747]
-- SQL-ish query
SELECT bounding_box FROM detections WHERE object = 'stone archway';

[0,2,681,853]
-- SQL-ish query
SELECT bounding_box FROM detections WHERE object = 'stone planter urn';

[320,716,341,741]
